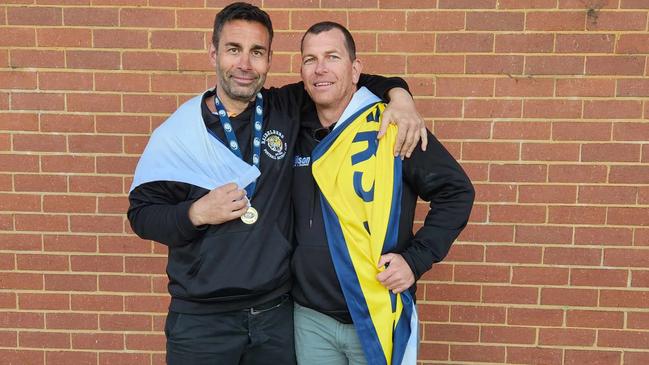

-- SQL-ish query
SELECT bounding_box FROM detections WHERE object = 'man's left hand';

[378,88,428,158]
[376,253,415,294]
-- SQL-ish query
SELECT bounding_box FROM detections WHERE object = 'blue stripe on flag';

[319,195,387,365]
[392,291,415,365]
[383,156,402,254]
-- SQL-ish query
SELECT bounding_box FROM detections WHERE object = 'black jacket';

[127,77,407,314]
[290,101,475,323]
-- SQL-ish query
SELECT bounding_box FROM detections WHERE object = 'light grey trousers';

[294,303,368,365]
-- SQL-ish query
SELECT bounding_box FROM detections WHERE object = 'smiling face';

[209,19,272,106]
[300,28,362,112]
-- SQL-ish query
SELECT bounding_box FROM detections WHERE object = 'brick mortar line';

[417,303,649,311]
[407,299,648,311]
[4,305,649,314]
[345,336,627,347]
[5,250,645,257]
[0,255,165,260]
[0,212,129,215]
[2,70,645,80]
[1,73,643,81]
[455,160,649,164]
[420,340,649,348]
[7,91,649,101]
[340,118,649,122]
[437,140,648,143]
[4,44,649,54]
[5,155,646,162]
[0,345,165,352]
[7,25,649,33]
[433,266,637,271]
[16,202,649,209]
[2,294,162,297]
[472,182,646,185]
[0,6,636,10]
[13,268,649,276]
[0,343,643,351]
[14,274,644,281]
[448,245,644,250]
[421,282,649,288]
[0,193,131,197]
[0,191,132,193]
[0,253,161,257]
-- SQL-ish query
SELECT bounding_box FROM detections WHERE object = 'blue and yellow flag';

[312,88,418,365]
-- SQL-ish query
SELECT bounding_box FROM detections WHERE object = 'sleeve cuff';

[400,250,424,282]
[176,199,208,241]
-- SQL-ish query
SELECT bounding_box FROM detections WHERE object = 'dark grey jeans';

[165,296,295,365]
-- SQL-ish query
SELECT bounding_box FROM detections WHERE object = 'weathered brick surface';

[1,2,647,364]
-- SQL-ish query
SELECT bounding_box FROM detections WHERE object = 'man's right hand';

[188,183,248,226]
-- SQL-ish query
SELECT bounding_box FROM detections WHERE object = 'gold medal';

[241,206,258,225]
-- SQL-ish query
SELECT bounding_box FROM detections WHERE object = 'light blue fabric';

[330,87,380,132]
[130,90,260,193]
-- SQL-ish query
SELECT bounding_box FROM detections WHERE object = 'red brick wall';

[1,1,648,364]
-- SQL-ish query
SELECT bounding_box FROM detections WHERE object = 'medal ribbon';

[213,92,263,198]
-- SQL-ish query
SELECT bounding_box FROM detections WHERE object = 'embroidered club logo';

[262,129,287,160]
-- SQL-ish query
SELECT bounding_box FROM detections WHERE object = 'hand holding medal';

[187,183,249,226]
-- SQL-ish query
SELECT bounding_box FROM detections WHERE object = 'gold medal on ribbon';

[241,206,258,225]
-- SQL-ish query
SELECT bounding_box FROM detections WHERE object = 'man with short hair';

[128,3,426,365]
[291,22,475,365]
